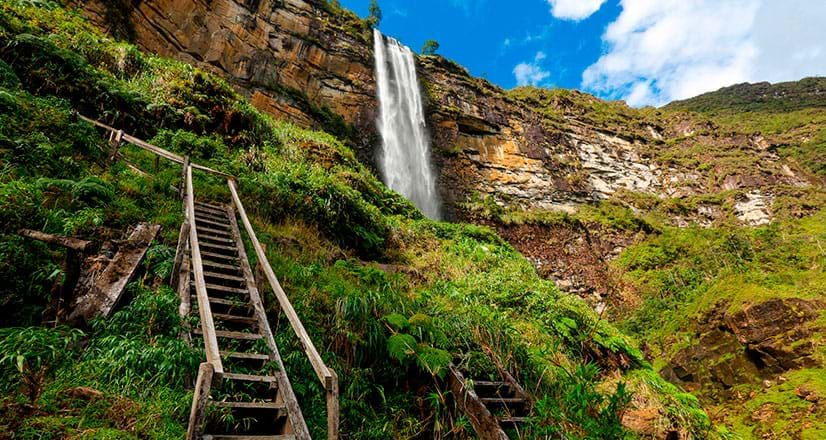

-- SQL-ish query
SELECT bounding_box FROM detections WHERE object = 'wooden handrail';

[227,179,339,439]
[77,114,233,179]
[186,165,223,377]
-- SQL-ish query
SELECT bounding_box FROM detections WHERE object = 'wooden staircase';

[447,363,532,440]
[180,197,309,439]
[78,116,339,440]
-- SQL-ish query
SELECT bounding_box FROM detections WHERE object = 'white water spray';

[373,29,441,219]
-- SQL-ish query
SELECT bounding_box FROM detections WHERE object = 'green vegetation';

[662,77,826,179]
[421,39,440,56]
[0,1,723,438]
[367,0,382,28]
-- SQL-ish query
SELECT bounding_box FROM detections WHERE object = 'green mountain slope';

[0,2,716,439]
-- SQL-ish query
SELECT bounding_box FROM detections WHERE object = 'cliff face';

[73,0,379,153]
[72,0,818,224]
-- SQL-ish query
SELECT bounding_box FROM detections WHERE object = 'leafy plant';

[0,326,84,405]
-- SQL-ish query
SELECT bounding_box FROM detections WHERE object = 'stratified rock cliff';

[71,0,818,224]
[72,0,379,153]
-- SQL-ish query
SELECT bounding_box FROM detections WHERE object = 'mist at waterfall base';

[373,30,441,220]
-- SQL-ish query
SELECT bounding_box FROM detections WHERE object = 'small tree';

[368,0,382,28]
[421,40,440,56]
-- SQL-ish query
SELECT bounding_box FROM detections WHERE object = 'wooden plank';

[224,201,312,440]
[203,271,246,283]
[447,364,510,440]
[222,372,279,383]
[202,260,242,271]
[213,313,257,325]
[194,329,263,341]
[210,400,285,409]
[220,351,270,361]
[187,165,224,377]
[69,223,160,321]
[18,229,93,252]
[186,362,214,440]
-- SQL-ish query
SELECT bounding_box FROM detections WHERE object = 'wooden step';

[200,250,238,263]
[195,216,232,229]
[209,400,284,410]
[472,380,510,389]
[194,282,248,295]
[196,213,230,225]
[192,295,251,309]
[196,226,233,238]
[202,260,242,272]
[191,280,248,294]
[202,435,295,440]
[220,351,270,361]
[193,207,228,219]
[223,372,279,383]
[480,397,526,406]
[499,416,529,426]
[193,328,262,341]
[195,203,227,215]
[203,271,246,284]
[200,241,238,254]
[195,201,227,211]
[213,313,257,325]
[200,234,236,245]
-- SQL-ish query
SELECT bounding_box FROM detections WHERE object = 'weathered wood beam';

[186,165,223,378]
[68,223,160,321]
[18,229,93,252]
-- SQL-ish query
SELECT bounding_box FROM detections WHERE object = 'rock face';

[660,298,823,399]
[73,0,379,156]
[74,0,815,224]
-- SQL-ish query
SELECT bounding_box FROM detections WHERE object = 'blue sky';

[340,0,826,107]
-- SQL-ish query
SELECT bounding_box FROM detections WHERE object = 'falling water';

[373,30,441,219]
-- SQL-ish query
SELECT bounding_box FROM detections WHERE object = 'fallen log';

[18,229,93,252]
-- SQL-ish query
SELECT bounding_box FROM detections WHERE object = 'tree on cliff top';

[368,0,382,28]
[421,40,440,56]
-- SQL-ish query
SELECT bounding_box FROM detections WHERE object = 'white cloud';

[582,0,826,107]
[547,0,607,21]
[514,52,551,86]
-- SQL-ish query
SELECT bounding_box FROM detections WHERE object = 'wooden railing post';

[186,362,214,440]
[108,129,123,162]
[327,369,339,440]
[180,156,190,200]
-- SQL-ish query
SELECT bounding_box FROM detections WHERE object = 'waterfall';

[373,30,441,220]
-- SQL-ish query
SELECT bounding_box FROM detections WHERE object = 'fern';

[414,346,451,379]
[383,313,409,331]
[387,333,416,363]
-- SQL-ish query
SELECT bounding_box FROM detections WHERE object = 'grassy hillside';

[0,1,715,439]
[664,77,826,114]
[663,78,826,179]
